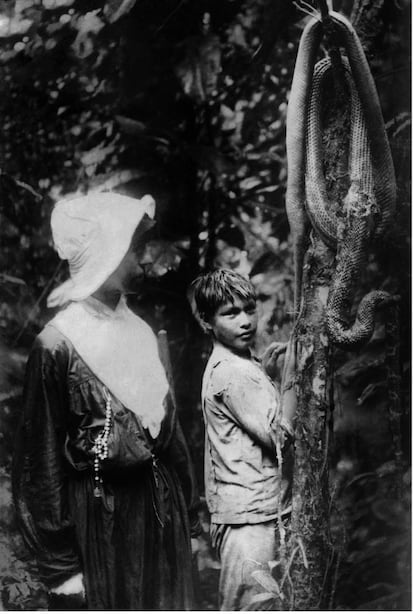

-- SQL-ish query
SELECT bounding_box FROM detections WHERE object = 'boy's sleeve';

[212,361,281,454]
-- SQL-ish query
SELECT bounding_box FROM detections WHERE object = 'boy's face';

[207,296,258,354]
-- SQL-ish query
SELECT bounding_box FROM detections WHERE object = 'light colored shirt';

[201,343,292,524]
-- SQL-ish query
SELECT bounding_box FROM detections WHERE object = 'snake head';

[374,292,400,308]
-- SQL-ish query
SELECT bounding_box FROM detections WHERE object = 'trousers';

[211,520,279,611]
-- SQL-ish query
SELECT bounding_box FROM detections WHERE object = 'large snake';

[286,16,323,313]
[286,11,397,348]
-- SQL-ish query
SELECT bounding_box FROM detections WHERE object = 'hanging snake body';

[286,17,323,310]
[286,11,397,349]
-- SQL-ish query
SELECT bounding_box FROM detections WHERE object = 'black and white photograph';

[0,0,410,610]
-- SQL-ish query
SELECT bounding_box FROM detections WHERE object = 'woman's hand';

[260,341,288,380]
[49,573,86,610]
[50,572,85,597]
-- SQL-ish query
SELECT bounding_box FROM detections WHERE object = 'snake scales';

[286,11,397,349]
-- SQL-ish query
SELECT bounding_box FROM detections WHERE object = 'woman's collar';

[81,294,128,318]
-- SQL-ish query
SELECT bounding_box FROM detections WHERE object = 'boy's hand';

[191,537,200,555]
[261,341,288,380]
[280,337,297,432]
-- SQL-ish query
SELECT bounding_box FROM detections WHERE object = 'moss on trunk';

[289,237,335,609]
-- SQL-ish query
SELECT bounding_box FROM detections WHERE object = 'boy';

[191,268,295,611]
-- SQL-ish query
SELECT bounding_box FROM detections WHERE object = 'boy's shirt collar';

[210,341,260,366]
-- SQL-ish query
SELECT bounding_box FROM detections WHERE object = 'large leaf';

[104,0,137,23]
[239,176,262,191]
[0,274,26,286]
[0,16,32,38]
[242,592,276,611]
[251,569,281,595]
[115,115,147,136]
[42,0,75,8]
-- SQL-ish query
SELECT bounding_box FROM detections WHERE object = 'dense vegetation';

[0,0,410,609]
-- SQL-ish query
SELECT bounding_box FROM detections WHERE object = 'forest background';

[0,0,410,610]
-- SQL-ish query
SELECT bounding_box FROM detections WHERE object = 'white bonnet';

[47,192,155,307]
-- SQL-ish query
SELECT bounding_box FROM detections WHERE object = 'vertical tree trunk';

[286,3,395,609]
[286,52,349,609]
[289,237,335,609]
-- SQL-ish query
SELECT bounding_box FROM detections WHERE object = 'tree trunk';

[286,3,397,609]
[287,39,349,609]
[289,237,335,609]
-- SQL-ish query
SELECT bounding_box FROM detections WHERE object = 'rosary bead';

[93,388,112,498]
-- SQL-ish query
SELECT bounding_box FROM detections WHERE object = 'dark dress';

[12,325,200,610]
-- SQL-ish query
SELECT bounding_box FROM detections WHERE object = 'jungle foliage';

[0,0,410,609]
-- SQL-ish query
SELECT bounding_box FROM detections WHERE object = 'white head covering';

[46,191,168,438]
[47,192,155,307]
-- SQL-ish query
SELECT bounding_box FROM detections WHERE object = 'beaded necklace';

[93,387,112,498]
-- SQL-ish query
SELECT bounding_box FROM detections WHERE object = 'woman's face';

[101,219,155,294]
[112,247,146,294]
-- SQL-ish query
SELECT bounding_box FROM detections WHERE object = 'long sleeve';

[12,336,82,589]
[213,360,281,455]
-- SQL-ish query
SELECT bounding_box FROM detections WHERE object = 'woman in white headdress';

[12,192,201,610]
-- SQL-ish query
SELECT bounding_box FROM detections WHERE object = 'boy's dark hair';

[191,268,256,323]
